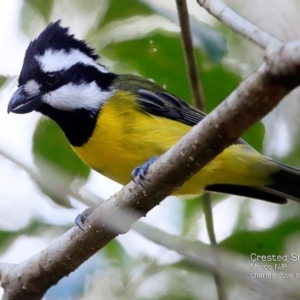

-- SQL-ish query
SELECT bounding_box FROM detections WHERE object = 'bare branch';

[176,0,205,109]
[197,0,282,49]
[176,1,225,298]
[202,193,227,300]
[3,2,300,297]
[1,37,300,299]
[0,263,15,281]
[0,148,99,207]
[133,222,300,300]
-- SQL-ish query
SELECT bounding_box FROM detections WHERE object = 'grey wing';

[137,89,205,126]
[136,89,246,145]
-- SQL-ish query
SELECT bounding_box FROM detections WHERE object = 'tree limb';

[197,0,282,49]
[176,1,225,299]
[2,38,300,299]
[0,148,99,207]
[2,3,300,299]
[133,223,300,300]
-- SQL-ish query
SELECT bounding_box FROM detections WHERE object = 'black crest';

[26,20,99,60]
[19,20,99,85]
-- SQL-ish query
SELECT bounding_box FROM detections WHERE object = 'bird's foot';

[131,156,159,187]
[75,206,96,231]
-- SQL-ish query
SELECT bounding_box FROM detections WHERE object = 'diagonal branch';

[197,0,282,49]
[0,148,99,207]
[1,37,300,299]
[133,223,299,300]
[176,1,225,299]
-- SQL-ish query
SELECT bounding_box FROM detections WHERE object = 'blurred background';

[1,0,300,299]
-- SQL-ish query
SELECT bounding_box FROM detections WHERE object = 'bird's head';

[8,20,116,116]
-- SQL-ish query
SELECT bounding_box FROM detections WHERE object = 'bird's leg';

[131,156,159,187]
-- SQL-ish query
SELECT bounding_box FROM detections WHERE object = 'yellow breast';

[72,91,274,196]
[72,91,190,184]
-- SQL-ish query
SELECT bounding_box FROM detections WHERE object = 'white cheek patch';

[42,81,114,111]
[35,48,107,73]
[24,79,41,96]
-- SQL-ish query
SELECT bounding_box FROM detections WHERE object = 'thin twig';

[176,1,226,299]
[133,222,299,300]
[2,40,300,298]
[2,22,300,300]
[202,193,227,300]
[197,0,282,49]
[0,148,298,299]
[0,147,99,207]
[176,0,205,109]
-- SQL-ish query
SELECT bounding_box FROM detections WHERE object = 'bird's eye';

[45,72,59,85]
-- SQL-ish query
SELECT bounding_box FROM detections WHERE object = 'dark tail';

[205,162,300,205]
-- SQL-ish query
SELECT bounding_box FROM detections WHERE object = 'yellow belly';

[72,91,275,196]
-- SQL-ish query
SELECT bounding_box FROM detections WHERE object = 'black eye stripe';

[45,72,59,85]
[44,63,116,91]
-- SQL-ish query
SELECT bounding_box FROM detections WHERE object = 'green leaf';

[32,119,90,207]
[101,30,238,108]
[0,220,65,253]
[142,0,226,61]
[0,75,7,88]
[21,0,54,25]
[182,196,203,236]
[200,60,240,112]
[101,31,190,98]
[241,122,265,152]
[33,119,90,180]
[199,59,264,151]
[221,217,300,256]
[102,239,132,267]
[100,0,153,27]
[0,230,18,253]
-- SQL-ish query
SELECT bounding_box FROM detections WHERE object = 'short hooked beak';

[7,86,42,114]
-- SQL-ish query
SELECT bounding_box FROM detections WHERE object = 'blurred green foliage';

[0,75,7,87]
[101,0,153,25]
[33,119,90,207]
[23,0,54,22]
[0,1,300,300]
[33,120,90,181]
[222,217,300,256]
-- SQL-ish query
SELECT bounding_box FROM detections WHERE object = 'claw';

[131,156,159,188]
[75,207,96,231]
[75,213,88,231]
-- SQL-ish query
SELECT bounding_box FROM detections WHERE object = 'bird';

[7,20,300,205]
